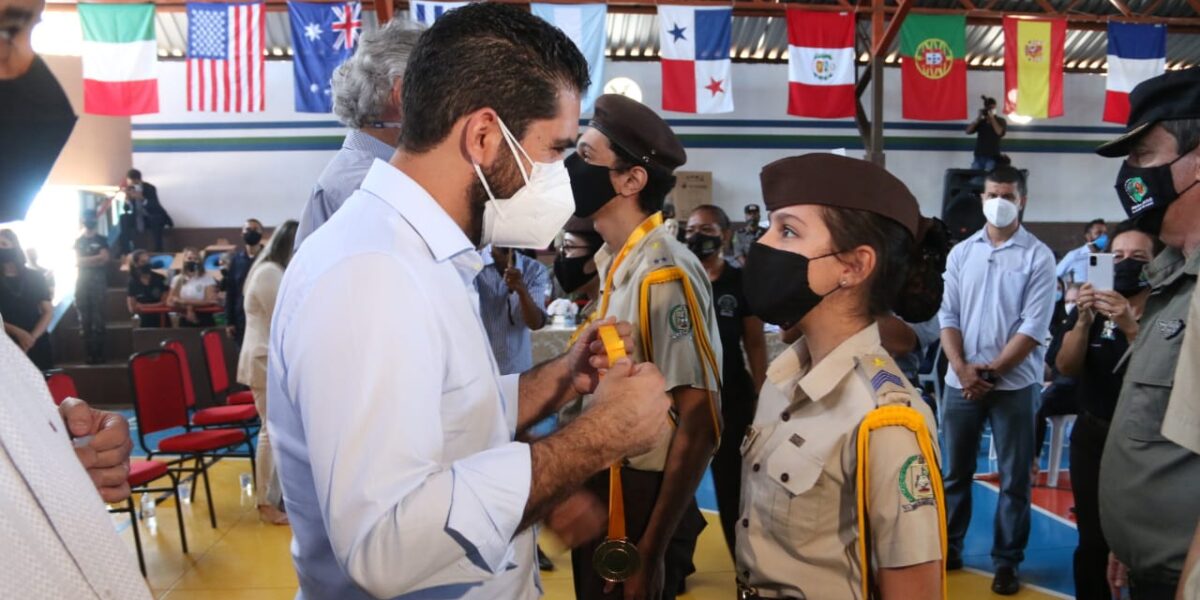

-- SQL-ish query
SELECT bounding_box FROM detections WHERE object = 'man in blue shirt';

[1055,218,1108,284]
[938,166,1057,596]
[477,246,550,376]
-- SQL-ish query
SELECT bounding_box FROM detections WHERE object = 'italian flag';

[1003,16,1066,119]
[79,3,159,116]
[900,14,966,121]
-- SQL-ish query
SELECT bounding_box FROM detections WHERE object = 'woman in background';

[683,204,767,558]
[167,247,219,327]
[237,220,297,525]
[0,229,53,370]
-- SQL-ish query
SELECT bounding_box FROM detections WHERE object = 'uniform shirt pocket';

[1123,324,1185,442]
[765,440,825,541]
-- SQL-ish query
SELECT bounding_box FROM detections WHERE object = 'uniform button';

[742,518,749,528]
[781,411,790,422]
[752,463,761,472]
[781,473,790,483]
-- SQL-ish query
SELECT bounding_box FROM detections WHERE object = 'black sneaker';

[536,546,554,572]
[946,557,963,571]
[992,566,1020,595]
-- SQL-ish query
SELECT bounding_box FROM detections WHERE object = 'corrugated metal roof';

[137,4,1200,70]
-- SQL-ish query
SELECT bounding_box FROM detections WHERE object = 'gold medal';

[593,537,640,582]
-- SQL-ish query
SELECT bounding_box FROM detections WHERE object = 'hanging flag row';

[77,1,1170,123]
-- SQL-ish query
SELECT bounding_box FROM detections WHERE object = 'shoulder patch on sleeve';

[668,304,693,338]
[899,454,936,512]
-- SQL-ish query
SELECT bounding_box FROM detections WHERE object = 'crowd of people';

[1,3,1199,600]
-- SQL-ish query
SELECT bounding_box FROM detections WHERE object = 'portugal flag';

[900,14,966,121]
[1004,16,1066,119]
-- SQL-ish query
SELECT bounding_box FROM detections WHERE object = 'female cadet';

[736,154,949,600]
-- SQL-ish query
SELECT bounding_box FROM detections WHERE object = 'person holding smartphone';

[1055,222,1158,600]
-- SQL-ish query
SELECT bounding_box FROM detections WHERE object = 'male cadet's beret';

[589,94,687,172]
[1097,67,1200,158]
[760,153,920,238]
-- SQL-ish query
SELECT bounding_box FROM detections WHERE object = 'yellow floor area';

[124,460,1062,599]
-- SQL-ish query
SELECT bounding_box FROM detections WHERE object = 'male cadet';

[1095,67,1200,600]
[563,93,723,600]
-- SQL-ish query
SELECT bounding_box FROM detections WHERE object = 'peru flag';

[786,9,856,119]
[659,4,733,114]
[1104,22,1166,124]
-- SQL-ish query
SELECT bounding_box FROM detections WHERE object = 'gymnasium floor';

[120,414,1077,599]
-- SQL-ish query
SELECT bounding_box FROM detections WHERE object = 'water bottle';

[239,472,253,495]
[140,493,157,533]
[178,481,191,504]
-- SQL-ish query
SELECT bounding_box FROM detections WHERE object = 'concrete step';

[52,322,135,365]
[106,286,131,317]
[58,361,131,408]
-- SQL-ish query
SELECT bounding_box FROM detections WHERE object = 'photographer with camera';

[966,96,1007,172]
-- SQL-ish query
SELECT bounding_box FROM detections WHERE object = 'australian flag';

[288,1,361,112]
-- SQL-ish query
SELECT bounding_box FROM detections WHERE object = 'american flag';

[187,2,265,112]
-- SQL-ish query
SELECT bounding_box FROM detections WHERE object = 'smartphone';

[1089,253,1115,291]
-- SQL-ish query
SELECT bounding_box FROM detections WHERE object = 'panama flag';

[1104,22,1166,124]
[531,3,606,114]
[409,1,466,26]
[900,14,966,121]
[1004,16,1066,119]
[78,3,159,116]
[786,10,855,119]
[659,4,733,114]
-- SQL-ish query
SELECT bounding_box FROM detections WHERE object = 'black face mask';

[686,233,723,259]
[554,253,596,294]
[0,56,77,223]
[1114,258,1150,297]
[565,153,618,218]
[0,247,21,265]
[742,243,840,327]
[184,261,200,273]
[1115,155,1199,235]
[243,230,263,246]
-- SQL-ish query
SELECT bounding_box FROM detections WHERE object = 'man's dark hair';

[1112,219,1166,255]
[127,168,142,181]
[399,3,590,154]
[1161,118,1200,156]
[610,147,677,215]
[693,204,731,232]
[986,165,1027,198]
[1084,218,1106,234]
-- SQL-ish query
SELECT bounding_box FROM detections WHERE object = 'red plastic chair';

[44,370,79,406]
[200,328,255,406]
[108,459,189,576]
[161,339,259,426]
[128,348,252,528]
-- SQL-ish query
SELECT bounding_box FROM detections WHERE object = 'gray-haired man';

[295,19,424,247]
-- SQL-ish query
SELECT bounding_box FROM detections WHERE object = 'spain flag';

[1003,16,1066,119]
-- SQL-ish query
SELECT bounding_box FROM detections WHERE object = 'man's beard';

[466,148,525,247]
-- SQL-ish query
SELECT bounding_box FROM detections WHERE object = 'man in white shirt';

[269,5,672,599]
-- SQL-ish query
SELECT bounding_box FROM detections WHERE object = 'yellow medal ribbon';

[568,212,663,347]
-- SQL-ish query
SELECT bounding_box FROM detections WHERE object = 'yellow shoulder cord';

[568,212,664,347]
[638,266,723,446]
[855,405,949,600]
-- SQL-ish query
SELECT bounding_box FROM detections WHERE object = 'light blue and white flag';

[531,3,606,115]
[409,0,466,26]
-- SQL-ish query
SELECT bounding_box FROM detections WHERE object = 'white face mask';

[474,118,574,249]
[982,197,1019,228]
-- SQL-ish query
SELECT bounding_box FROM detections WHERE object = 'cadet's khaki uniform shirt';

[736,324,942,600]
[1101,246,1200,579]
[1162,253,1200,454]
[581,222,723,471]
